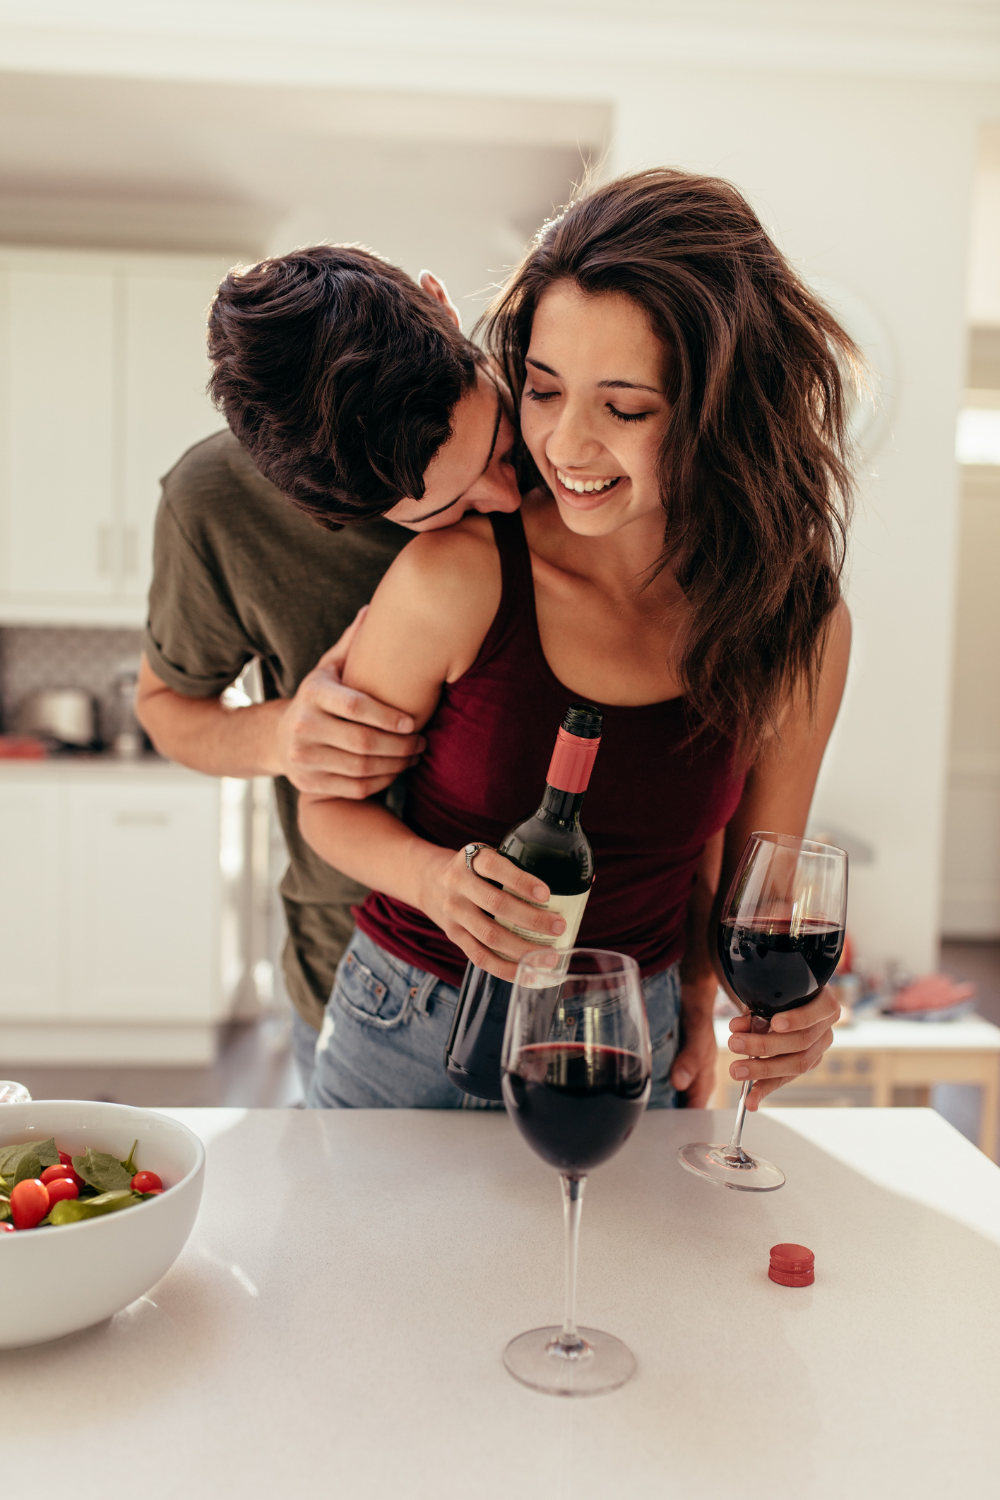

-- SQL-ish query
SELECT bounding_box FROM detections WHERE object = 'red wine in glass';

[500,947,651,1396]
[678,832,848,1192]
[719,918,846,1018]
[502,1042,649,1175]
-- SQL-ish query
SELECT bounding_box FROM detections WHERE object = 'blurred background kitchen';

[0,0,999,1137]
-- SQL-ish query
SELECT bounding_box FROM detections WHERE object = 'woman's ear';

[418,270,462,330]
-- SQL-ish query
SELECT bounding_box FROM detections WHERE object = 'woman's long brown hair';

[483,168,858,755]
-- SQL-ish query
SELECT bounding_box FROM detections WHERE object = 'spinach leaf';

[120,1140,138,1177]
[13,1153,42,1186]
[0,1137,59,1181]
[49,1190,138,1225]
[0,1199,9,1222]
[72,1150,133,1194]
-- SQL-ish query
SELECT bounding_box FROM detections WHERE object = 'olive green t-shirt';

[144,428,410,1030]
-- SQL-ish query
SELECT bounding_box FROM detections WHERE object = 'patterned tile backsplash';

[0,627,145,742]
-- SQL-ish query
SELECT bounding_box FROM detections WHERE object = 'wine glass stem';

[559,1173,586,1351]
[728,1079,753,1154]
[726,1016,770,1160]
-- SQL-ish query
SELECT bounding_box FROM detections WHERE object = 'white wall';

[611,73,980,971]
[3,0,1000,969]
[942,126,1000,937]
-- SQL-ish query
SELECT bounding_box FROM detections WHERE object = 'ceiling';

[0,71,602,316]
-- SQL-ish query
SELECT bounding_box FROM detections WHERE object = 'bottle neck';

[538,783,586,825]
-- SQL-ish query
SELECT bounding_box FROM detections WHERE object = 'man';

[137,245,521,1090]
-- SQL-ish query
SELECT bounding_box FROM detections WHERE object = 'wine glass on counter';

[678,832,847,1192]
[500,948,651,1397]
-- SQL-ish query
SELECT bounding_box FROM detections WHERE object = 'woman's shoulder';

[361,513,504,686]
[382,513,501,612]
[396,511,499,575]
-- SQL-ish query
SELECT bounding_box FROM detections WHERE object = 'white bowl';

[0,1100,205,1348]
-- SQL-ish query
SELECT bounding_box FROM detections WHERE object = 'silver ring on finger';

[464,841,492,874]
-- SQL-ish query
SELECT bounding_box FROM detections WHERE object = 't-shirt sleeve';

[143,493,255,700]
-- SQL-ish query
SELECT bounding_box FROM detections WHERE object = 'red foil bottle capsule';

[768,1242,815,1287]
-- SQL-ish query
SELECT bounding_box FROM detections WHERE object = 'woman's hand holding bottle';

[416,844,567,980]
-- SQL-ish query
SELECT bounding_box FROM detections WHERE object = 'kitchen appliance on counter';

[109,667,145,759]
[15,688,98,750]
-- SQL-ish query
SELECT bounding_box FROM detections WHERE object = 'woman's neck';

[521,489,680,608]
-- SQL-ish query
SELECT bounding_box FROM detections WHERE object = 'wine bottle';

[444,703,603,1101]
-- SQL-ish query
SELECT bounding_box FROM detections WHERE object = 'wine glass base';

[676,1141,785,1192]
[503,1326,636,1396]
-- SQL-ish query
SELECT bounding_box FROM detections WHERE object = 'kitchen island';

[3,1106,998,1499]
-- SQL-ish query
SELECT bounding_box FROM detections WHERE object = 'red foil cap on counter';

[546,728,601,794]
[769,1243,815,1287]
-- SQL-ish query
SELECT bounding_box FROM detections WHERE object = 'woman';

[299,169,855,1111]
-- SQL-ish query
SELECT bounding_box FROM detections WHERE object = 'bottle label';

[492,887,591,952]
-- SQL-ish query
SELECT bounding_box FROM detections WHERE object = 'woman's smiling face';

[520,281,671,538]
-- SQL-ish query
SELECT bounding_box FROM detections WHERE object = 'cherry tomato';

[0,1222,15,1233]
[10,1178,49,1230]
[45,1177,79,1206]
[41,1164,77,1186]
[56,1153,86,1188]
[131,1171,163,1193]
[142,1189,163,1196]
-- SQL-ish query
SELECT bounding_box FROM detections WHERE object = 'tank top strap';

[488,507,534,600]
[473,508,544,672]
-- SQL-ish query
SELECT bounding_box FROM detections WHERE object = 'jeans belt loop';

[410,970,437,1016]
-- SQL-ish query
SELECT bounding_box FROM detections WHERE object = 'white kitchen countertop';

[3,1106,999,1500]
[0,754,208,782]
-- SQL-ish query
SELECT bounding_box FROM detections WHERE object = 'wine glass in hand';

[501,948,651,1396]
[678,832,847,1192]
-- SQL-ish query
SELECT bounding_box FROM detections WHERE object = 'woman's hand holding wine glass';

[726,983,841,1110]
[679,831,848,1191]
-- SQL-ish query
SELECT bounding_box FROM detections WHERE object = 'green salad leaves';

[0,1137,162,1232]
[72,1148,134,1195]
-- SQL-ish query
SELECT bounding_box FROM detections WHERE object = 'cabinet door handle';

[124,525,139,575]
[97,525,114,576]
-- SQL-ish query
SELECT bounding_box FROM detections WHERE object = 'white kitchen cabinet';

[0,782,64,1019]
[123,262,228,604]
[0,246,228,625]
[67,781,221,1022]
[0,761,249,1063]
[4,262,117,602]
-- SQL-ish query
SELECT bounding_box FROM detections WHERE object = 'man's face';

[384,366,521,532]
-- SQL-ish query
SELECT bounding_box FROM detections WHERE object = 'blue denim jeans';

[291,1008,321,1097]
[305,928,681,1110]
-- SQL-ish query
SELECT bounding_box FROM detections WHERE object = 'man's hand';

[269,608,426,796]
[671,974,719,1107]
[727,987,841,1109]
[137,609,426,792]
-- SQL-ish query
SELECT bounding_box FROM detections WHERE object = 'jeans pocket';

[334,946,412,1031]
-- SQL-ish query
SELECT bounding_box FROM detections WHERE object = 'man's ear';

[419,270,462,331]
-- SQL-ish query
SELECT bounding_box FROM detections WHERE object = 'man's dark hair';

[208,244,480,527]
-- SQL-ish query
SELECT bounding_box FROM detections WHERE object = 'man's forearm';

[137,660,284,779]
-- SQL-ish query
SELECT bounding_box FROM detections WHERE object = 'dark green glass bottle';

[444,704,603,1100]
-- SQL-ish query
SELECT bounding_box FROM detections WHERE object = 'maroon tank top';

[356,510,747,986]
